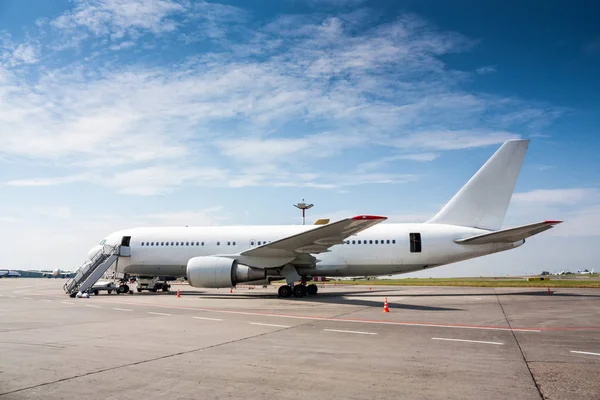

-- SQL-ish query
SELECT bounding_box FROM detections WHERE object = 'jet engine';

[186,256,267,288]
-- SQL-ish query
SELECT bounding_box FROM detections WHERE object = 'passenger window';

[409,233,422,253]
[392,240,396,244]
[233,241,236,246]
[217,241,220,246]
[196,242,200,246]
[369,240,373,244]
[201,242,204,246]
[352,240,355,244]
[141,242,145,246]
[375,240,378,244]
[227,241,230,246]
[186,242,189,246]
[166,242,169,246]
[161,242,164,246]
[170,242,174,246]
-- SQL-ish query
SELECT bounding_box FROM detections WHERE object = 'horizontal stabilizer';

[455,221,562,245]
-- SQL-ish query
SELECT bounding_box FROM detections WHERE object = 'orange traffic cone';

[176,289,180,298]
[383,298,390,313]
[369,285,372,290]
[229,288,233,294]
[547,287,551,295]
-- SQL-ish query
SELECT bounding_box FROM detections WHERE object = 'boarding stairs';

[63,245,121,296]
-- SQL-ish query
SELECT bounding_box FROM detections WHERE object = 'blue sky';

[0,0,599,276]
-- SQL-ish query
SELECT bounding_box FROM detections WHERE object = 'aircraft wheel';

[306,284,318,295]
[137,288,142,293]
[118,285,129,294]
[278,285,292,298]
[94,290,99,296]
[292,285,306,297]
[151,288,157,293]
[162,285,169,292]
[108,290,112,294]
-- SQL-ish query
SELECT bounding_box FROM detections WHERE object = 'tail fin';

[427,139,529,231]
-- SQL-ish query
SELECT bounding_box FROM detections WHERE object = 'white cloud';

[0,5,565,197]
[50,0,185,39]
[389,130,520,150]
[358,153,439,172]
[476,65,496,75]
[9,43,40,65]
[512,188,599,205]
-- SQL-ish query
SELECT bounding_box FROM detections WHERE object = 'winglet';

[544,220,563,225]
[352,215,387,220]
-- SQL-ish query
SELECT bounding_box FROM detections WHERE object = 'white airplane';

[578,269,595,275]
[84,139,561,298]
[39,268,73,278]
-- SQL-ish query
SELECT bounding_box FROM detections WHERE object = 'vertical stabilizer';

[427,139,529,231]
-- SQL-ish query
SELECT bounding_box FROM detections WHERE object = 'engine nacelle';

[186,256,267,288]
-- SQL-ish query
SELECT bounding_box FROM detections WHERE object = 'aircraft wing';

[240,215,387,258]
[454,220,562,245]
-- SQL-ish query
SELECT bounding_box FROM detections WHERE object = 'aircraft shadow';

[186,290,462,311]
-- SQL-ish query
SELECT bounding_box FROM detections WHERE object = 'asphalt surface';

[1,279,599,400]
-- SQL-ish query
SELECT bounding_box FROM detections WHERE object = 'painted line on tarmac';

[113,308,133,312]
[22,297,33,300]
[432,337,503,345]
[61,301,74,305]
[250,322,291,328]
[570,351,600,357]
[148,312,171,316]
[193,316,223,322]
[41,299,51,302]
[324,329,377,335]
[85,304,100,308]
[79,298,595,333]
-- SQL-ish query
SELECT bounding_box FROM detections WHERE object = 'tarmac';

[1,278,599,400]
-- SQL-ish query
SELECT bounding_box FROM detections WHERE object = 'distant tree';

[541,271,550,275]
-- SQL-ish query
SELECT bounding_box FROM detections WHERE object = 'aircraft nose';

[87,245,104,260]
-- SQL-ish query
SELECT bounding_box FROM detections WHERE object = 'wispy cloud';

[50,0,186,40]
[512,188,599,205]
[476,65,496,75]
[0,5,564,196]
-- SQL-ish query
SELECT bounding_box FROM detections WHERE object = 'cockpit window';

[99,239,106,245]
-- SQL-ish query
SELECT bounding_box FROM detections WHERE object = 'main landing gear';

[277,283,318,298]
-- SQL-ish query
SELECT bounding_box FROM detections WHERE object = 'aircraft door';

[120,236,131,257]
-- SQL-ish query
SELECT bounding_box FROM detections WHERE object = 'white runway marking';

[193,316,223,322]
[113,308,132,312]
[61,301,74,305]
[148,312,171,316]
[432,337,504,345]
[85,305,100,308]
[571,351,600,357]
[474,297,483,300]
[41,299,51,302]
[23,297,33,300]
[250,322,290,328]
[324,329,377,335]
[79,299,544,333]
